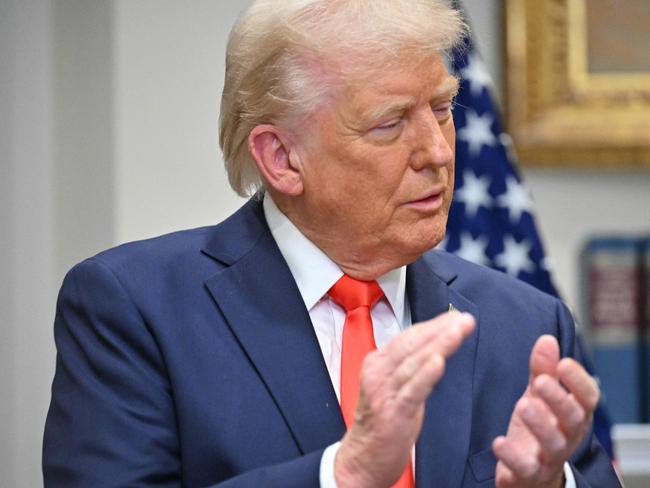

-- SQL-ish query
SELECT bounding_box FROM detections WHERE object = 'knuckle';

[546,412,559,432]
[515,397,530,415]
[529,396,545,413]
[398,333,416,357]
[395,385,418,408]
[568,407,586,429]
[399,355,418,382]
[431,354,445,377]
[587,385,600,411]
[520,457,539,479]
[549,435,567,455]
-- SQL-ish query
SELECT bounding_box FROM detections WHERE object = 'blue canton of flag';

[444,32,616,460]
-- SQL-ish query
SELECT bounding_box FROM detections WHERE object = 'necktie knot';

[328,275,384,312]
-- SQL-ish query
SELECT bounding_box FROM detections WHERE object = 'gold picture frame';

[505,0,650,167]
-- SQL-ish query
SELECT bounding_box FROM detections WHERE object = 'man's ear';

[248,125,304,196]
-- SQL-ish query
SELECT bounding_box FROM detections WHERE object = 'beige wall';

[2,1,648,485]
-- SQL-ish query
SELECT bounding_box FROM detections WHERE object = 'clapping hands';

[493,335,600,487]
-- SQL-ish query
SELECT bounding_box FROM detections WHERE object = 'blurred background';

[1,1,648,486]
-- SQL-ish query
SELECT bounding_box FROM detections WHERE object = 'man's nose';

[410,109,454,170]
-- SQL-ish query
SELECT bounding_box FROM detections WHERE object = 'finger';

[495,462,517,488]
[386,337,445,390]
[492,435,540,480]
[386,313,473,392]
[384,311,474,366]
[558,358,600,413]
[395,353,446,407]
[420,311,475,358]
[370,312,473,410]
[529,335,560,383]
[533,375,587,441]
[518,397,567,464]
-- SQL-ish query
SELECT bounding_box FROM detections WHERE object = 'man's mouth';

[406,188,445,211]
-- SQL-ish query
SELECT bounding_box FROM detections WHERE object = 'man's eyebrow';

[362,76,461,124]
[363,97,417,124]
[434,76,460,100]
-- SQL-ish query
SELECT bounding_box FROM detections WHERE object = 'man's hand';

[493,335,600,488]
[334,311,476,488]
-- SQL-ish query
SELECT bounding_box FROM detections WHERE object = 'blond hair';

[220,0,467,196]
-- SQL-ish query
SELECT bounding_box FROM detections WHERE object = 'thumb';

[529,335,560,384]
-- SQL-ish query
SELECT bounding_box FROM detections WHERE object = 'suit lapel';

[203,200,345,454]
[408,255,479,487]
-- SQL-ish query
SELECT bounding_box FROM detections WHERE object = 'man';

[43,0,620,486]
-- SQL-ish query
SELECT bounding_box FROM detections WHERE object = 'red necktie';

[328,275,414,488]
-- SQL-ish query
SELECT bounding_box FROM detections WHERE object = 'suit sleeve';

[555,301,622,488]
[43,258,323,487]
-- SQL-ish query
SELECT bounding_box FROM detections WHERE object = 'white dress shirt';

[263,194,410,398]
[262,193,576,488]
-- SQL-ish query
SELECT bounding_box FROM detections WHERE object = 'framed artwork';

[504,0,650,167]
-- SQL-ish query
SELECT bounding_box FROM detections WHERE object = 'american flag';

[444,31,615,459]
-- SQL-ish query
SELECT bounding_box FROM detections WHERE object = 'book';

[581,237,647,424]
[641,238,650,423]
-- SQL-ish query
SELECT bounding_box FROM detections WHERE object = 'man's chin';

[411,218,447,248]
[393,233,446,265]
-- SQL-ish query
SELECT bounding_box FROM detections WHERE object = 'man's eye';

[432,102,454,118]
[375,119,402,131]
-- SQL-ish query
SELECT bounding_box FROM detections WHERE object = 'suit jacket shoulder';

[45,198,336,487]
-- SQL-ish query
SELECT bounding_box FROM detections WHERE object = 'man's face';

[291,54,457,276]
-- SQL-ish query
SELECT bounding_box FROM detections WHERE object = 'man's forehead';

[341,64,459,121]
[368,75,458,110]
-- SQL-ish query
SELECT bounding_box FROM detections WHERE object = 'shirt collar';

[263,193,406,321]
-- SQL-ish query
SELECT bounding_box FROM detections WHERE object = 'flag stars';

[454,170,492,218]
[541,256,555,273]
[496,176,533,224]
[457,110,498,157]
[456,232,490,267]
[499,133,518,163]
[494,235,535,277]
[460,52,492,96]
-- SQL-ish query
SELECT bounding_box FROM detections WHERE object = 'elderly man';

[44,0,619,487]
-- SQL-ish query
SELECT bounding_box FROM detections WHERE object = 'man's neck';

[266,190,418,280]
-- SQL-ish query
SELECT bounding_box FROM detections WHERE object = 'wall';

[0,1,16,481]
[112,0,247,243]
[2,1,648,486]
[521,168,650,320]
[1,2,56,487]
[1,2,247,485]
[53,0,115,280]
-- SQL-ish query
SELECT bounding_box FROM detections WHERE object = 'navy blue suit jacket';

[43,199,619,487]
